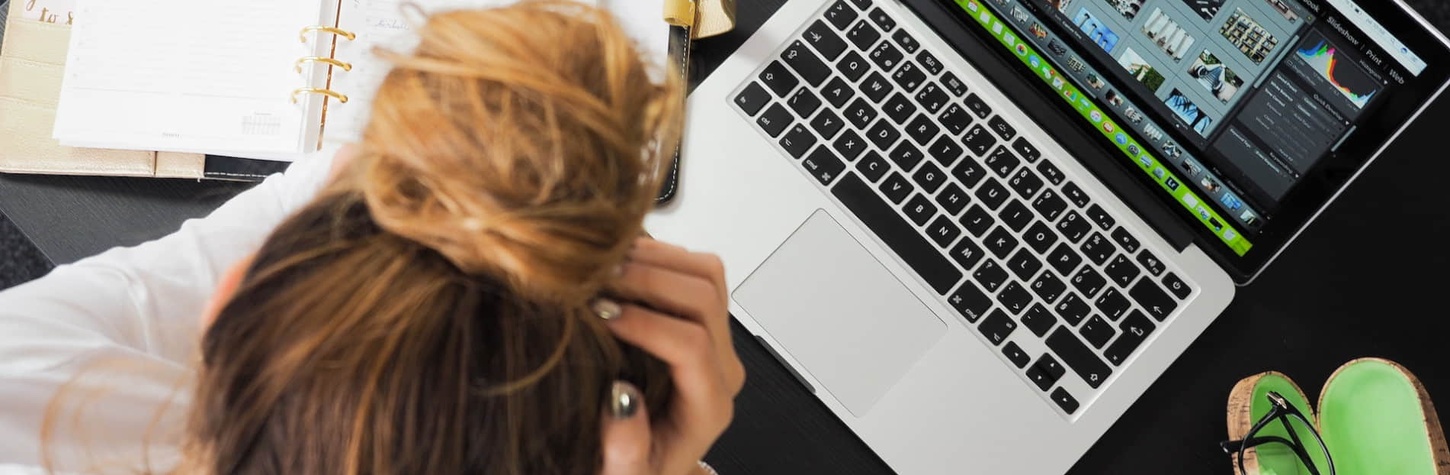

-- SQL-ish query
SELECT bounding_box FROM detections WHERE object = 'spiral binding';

[293,25,356,105]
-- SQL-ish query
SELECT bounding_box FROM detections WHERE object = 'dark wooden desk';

[4,1,1450,473]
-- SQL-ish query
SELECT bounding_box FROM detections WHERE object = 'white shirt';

[0,155,334,473]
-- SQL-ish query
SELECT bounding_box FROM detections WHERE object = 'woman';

[0,2,742,474]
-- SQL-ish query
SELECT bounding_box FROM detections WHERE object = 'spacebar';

[831,172,963,295]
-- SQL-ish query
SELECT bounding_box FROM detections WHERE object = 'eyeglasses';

[1219,391,1336,475]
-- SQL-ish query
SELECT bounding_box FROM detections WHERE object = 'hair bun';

[348,1,681,303]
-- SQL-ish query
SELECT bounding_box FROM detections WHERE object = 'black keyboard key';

[1052,388,1080,414]
[1062,182,1091,207]
[846,0,871,10]
[942,71,969,96]
[938,104,974,135]
[964,93,993,118]
[983,226,1019,259]
[1095,288,1131,321]
[985,146,1020,178]
[1137,250,1166,277]
[997,200,1033,232]
[1031,271,1067,304]
[1024,221,1059,255]
[861,72,893,102]
[866,119,902,151]
[1071,266,1107,298]
[802,147,847,186]
[926,215,962,248]
[888,142,924,172]
[1003,342,1031,369]
[891,62,927,92]
[1037,160,1065,185]
[780,125,817,159]
[809,108,846,140]
[1013,137,1042,162]
[1047,243,1084,277]
[1049,328,1112,388]
[975,178,1010,210]
[757,104,792,137]
[918,50,943,75]
[1111,227,1141,254]
[903,193,937,226]
[826,0,860,30]
[973,259,1009,292]
[1021,304,1058,337]
[948,281,992,323]
[1058,211,1092,243]
[948,236,985,271]
[1081,232,1116,265]
[1027,354,1065,391]
[952,155,988,189]
[998,281,1032,315]
[856,151,891,183]
[891,29,919,53]
[1080,315,1116,349]
[1056,293,1091,326]
[1008,166,1044,200]
[868,41,905,71]
[760,61,799,97]
[960,205,995,237]
[911,161,947,194]
[843,98,879,130]
[979,310,1017,346]
[905,114,941,146]
[988,116,1017,141]
[879,172,913,204]
[735,82,771,116]
[1104,255,1141,289]
[1087,204,1116,231]
[928,136,965,168]
[915,82,950,114]
[833,129,868,162]
[836,52,871,83]
[1106,310,1156,366]
[963,125,997,157]
[846,20,882,51]
[868,7,897,31]
[1007,249,1042,282]
[1163,272,1192,300]
[788,87,823,118]
[1130,279,1178,321]
[803,20,849,61]
[782,41,830,86]
[936,183,971,216]
[883,93,916,124]
[833,173,963,294]
[1032,189,1068,223]
[821,78,856,108]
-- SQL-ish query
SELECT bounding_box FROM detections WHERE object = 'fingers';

[628,239,728,305]
[599,381,653,475]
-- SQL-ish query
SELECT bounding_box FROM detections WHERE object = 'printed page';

[53,0,326,157]
[323,0,668,144]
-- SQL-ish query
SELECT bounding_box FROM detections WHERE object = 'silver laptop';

[647,0,1450,472]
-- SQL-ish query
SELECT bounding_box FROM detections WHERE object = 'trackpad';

[734,210,946,417]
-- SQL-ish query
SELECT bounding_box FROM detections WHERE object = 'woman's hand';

[596,238,745,475]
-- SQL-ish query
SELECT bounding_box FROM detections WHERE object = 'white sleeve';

[0,154,335,468]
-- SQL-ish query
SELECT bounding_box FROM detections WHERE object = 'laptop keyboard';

[730,0,1199,418]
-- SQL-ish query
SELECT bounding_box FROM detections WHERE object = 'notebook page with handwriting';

[53,0,332,157]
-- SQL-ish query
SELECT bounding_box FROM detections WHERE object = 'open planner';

[51,0,671,162]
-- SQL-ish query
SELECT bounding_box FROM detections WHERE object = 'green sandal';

[1223,359,1450,475]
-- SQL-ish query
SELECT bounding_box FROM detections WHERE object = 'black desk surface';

[4,1,1450,473]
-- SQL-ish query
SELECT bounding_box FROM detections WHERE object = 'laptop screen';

[942,0,1450,274]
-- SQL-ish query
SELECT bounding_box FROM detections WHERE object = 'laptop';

[646,0,1450,472]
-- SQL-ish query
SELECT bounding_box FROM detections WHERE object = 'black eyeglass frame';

[1219,391,1336,475]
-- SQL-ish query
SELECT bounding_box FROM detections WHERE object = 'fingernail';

[610,381,641,419]
[592,299,622,321]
